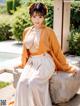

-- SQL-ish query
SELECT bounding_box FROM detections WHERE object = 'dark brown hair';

[29,3,47,17]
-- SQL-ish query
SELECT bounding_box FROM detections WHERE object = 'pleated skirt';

[14,52,56,106]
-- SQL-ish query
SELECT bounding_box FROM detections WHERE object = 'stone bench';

[12,66,80,104]
[12,56,80,104]
[0,56,80,104]
[49,56,80,104]
[49,69,80,104]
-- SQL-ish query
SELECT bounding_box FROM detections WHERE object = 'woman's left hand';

[70,65,80,76]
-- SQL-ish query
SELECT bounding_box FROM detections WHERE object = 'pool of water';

[0,52,20,62]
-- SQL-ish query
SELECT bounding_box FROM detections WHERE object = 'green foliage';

[69,2,80,55]
[68,29,80,56]
[45,4,53,28]
[0,81,10,89]
[12,6,32,41]
[6,0,21,14]
[0,5,7,14]
[0,15,12,41]
[70,1,80,30]
[39,0,53,5]
[13,0,21,11]
[20,0,33,5]
[6,0,13,14]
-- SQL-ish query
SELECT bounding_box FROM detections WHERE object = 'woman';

[13,2,77,106]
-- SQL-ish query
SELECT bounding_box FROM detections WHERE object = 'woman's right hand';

[14,66,19,70]
[13,65,23,73]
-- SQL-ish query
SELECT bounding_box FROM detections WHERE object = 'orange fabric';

[18,25,72,72]
[8,101,14,106]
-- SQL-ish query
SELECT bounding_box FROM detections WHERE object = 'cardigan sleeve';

[49,29,73,73]
[18,28,29,68]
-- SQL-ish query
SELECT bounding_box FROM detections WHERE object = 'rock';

[13,68,23,88]
[49,68,80,104]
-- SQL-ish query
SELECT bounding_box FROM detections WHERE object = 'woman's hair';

[29,3,47,17]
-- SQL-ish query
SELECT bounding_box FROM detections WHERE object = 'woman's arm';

[49,29,76,73]
[15,28,29,69]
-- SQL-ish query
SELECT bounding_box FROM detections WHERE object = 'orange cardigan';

[18,25,73,73]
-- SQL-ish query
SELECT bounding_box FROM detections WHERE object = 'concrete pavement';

[0,40,22,82]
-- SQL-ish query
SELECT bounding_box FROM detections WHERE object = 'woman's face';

[31,12,44,29]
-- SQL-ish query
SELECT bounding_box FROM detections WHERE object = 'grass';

[0,81,10,89]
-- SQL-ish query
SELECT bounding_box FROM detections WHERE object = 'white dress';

[14,27,56,106]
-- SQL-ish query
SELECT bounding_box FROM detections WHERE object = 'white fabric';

[14,53,56,106]
[23,27,41,52]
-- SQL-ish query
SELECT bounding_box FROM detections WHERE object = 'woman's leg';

[14,64,32,106]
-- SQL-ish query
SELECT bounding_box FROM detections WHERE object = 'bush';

[45,4,53,28]
[12,5,32,41]
[70,2,80,30]
[0,5,7,14]
[20,0,29,5]
[13,0,21,11]
[0,15,13,41]
[68,29,80,56]
[6,0,13,14]
[6,0,21,14]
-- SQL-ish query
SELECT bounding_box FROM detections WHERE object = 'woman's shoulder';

[23,26,32,33]
[44,26,56,38]
[45,26,55,33]
[23,26,32,37]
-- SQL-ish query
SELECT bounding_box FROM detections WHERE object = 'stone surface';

[0,84,15,106]
[49,70,80,104]
[49,55,80,104]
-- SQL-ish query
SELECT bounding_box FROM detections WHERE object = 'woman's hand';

[13,65,23,73]
[70,65,80,76]
[14,66,19,70]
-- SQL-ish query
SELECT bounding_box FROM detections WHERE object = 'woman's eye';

[32,15,43,18]
[33,16,36,18]
[39,16,42,18]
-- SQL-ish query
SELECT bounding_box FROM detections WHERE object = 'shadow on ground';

[54,94,80,106]
[13,42,22,47]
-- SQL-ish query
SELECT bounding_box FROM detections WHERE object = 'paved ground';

[0,40,21,105]
[0,84,15,106]
[0,40,22,54]
[0,40,80,106]
[0,84,80,106]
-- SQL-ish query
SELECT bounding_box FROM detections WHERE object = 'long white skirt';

[14,52,56,106]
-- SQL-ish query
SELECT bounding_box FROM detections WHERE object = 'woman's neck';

[33,24,45,30]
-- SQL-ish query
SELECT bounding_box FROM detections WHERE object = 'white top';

[23,27,41,52]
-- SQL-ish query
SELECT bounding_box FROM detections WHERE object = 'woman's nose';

[35,17,40,21]
[35,20,39,23]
